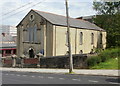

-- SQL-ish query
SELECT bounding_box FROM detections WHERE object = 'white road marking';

[59,78,65,80]
[9,74,14,75]
[38,76,43,78]
[109,82,119,84]
[5,74,8,75]
[72,79,81,81]
[16,74,20,76]
[22,75,27,77]
[88,80,99,83]
[48,77,54,79]
[31,76,35,78]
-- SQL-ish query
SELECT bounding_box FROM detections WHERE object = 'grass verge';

[86,48,120,69]
[90,57,119,69]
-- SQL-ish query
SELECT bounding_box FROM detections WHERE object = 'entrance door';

[29,49,34,58]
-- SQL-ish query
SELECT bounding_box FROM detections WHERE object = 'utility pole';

[65,0,73,73]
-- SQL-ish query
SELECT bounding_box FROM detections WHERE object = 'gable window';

[91,33,94,45]
[80,32,83,45]
[29,14,34,21]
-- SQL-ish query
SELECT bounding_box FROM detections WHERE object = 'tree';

[93,1,120,48]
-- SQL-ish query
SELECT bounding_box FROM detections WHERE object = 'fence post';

[36,53,43,68]
[20,54,25,68]
[12,55,17,68]
[2,58,5,67]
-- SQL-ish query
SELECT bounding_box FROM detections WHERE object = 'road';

[1,71,120,84]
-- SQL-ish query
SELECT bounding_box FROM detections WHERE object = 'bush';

[86,56,101,67]
[87,48,120,68]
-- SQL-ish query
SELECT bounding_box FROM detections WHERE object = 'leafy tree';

[93,1,120,48]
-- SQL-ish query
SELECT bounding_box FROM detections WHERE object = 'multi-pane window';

[80,32,83,45]
[33,24,37,43]
[91,33,94,45]
[28,24,38,43]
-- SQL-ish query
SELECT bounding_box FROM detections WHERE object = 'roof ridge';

[32,9,84,21]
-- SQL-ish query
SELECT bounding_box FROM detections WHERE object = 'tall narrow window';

[91,33,94,45]
[33,24,37,43]
[28,27,32,43]
[80,32,83,45]
[23,30,26,42]
[100,33,102,44]
[26,25,29,42]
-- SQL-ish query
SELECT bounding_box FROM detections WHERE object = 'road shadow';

[106,77,120,83]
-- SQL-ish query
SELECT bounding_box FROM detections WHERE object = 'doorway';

[29,48,35,58]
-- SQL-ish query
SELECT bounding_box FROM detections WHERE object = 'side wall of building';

[46,22,53,57]
[53,25,106,56]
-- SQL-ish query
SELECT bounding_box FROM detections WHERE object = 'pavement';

[0,67,119,77]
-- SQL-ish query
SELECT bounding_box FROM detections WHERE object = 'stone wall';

[2,54,88,68]
[40,54,88,69]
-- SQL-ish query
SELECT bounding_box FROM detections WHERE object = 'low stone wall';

[2,54,88,68]
[2,58,13,67]
[40,54,88,69]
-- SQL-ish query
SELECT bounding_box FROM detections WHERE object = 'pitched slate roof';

[33,10,105,31]
[17,9,105,31]
[0,34,16,48]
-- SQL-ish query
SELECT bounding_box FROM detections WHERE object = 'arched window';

[33,24,37,43]
[91,33,94,45]
[80,32,83,45]
[26,24,29,42]
[100,33,102,44]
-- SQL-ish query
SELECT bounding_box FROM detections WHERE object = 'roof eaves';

[16,9,34,28]
[53,23,106,32]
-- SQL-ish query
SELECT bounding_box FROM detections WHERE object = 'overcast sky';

[0,0,97,26]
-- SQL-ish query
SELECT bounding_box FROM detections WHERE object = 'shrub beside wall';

[86,48,120,67]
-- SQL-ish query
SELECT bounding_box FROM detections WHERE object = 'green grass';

[90,57,119,69]
[86,47,120,69]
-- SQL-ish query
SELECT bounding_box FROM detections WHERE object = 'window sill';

[23,42,29,43]
[34,42,41,44]
[31,42,41,44]
[37,29,41,30]
[23,42,41,44]
[23,29,27,31]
